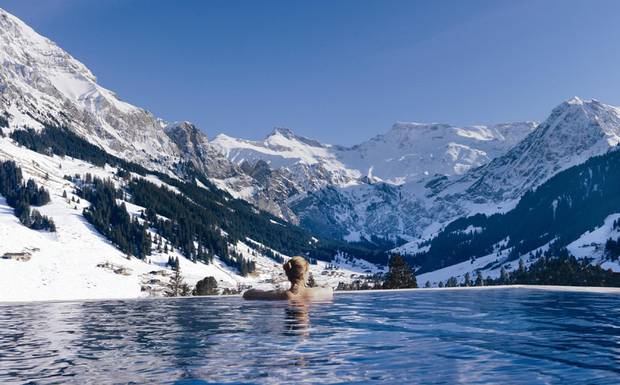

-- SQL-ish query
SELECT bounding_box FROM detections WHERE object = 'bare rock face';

[164,121,237,178]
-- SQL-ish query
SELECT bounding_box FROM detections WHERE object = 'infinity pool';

[1,288,619,384]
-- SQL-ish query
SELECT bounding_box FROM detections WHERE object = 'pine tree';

[382,254,417,289]
[475,271,484,286]
[463,272,472,287]
[500,266,508,284]
[166,265,190,297]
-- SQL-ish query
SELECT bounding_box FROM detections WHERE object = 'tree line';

[0,160,55,231]
[77,176,152,259]
[434,252,620,288]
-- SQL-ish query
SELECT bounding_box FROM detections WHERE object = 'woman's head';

[283,256,309,284]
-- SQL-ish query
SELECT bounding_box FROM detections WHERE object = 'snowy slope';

[0,137,384,302]
[416,214,620,288]
[566,214,620,272]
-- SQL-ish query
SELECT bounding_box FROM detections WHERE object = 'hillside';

[0,130,384,301]
[414,146,620,286]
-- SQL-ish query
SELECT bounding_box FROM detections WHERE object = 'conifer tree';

[382,254,417,289]
[463,272,472,287]
[475,270,484,286]
[166,264,190,297]
[500,267,508,284]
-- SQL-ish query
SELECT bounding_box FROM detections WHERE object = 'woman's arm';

[305,287,334,301]
[242,289,290,301]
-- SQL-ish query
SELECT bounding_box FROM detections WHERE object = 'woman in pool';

[243,256,333,301]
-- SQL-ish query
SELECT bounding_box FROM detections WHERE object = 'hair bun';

[283,260,293,273]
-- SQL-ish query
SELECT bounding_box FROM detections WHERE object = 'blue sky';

[2,0,620,145]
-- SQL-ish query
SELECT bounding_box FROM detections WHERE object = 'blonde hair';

[283,256,309,285]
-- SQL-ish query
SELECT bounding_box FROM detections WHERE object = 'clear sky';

[2,0,620,145]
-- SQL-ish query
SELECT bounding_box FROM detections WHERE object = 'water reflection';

[284,301,310,338]
[0,289,619,384]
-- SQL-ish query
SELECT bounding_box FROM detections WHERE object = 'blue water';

[1,288,619,384]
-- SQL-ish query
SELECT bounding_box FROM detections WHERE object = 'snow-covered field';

[0,138,384,302]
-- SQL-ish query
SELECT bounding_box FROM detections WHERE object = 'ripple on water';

[0,289,620,384]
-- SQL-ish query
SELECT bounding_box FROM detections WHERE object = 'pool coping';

[1,284,619,305]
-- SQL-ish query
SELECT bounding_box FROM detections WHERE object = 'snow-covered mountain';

[212,121,536,239]
[0,135,382,302]
[437,97,620,204]
[0,8,298,221]
[337,121,536,183]
[0,7,539,245]
[413,141,620,287]
[0,9,178,168]
[213,121,536,186]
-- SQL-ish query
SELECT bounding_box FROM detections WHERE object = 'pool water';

[1,288,619,384]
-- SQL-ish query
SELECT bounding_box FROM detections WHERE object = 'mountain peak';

[165,121,199,132]
[265,127,326,148]
[550,97,619,123]
[556,97,608,113]
[269,127,296,138]
[458,97,620,204]
[391,122,451,132]
[0,7,97,83]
